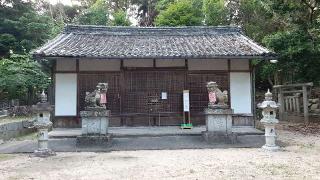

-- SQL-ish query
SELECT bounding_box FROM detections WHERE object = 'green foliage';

[110,10,131,26]
[155,0,175,12]
[155,0,203,26]
[76,0,109,25]
[238,0,276,42]
[203,0,228,26]
[0,54,50,100]
[263,29,320,84]
[0,0,55,57]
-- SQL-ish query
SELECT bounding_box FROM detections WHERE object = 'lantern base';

[33,148,56,157]
[262,144,280,151]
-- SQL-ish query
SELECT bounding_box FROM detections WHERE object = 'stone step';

[49,126,264,138]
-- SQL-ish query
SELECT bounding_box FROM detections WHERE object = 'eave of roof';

[32,25,277,60]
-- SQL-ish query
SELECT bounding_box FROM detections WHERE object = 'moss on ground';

[14,132,37,141]
[0,116,33,125]
[0,154,15,161]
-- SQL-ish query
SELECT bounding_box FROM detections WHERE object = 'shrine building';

[33,25,275,128]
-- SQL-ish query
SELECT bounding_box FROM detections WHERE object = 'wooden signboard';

[183,90,190,112]
[182,90,192,128]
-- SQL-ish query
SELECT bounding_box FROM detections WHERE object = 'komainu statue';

[85,83,108,109]
[206,81,228,109]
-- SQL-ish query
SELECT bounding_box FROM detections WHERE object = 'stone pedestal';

[202,108,236,143]
[261,123,279,151]
[205,108,233,133]
[80,109,110,135]
[33,125,55,157]
[76,108,112,147]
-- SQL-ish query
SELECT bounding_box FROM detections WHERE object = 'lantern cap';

[265,89,272,100]
[257,89,279,109]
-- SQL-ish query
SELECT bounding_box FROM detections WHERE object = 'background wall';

[188,59,228,70]
[79,59,120,71]
[55,73,77,116]
[56,59,76,71]
[230,72,252,114]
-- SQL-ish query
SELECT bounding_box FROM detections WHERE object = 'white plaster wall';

[123,59,153,67]
[156,59,185,67]
[188,59,228,70]
[230,72,252,114]
[56,59,76,71]
[55,73,77,116]
[230,59,249,70]
[79,59,120,71]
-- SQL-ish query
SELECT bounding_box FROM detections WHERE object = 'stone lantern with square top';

[258,89,280,151]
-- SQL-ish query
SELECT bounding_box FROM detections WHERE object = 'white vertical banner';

[183,90,190,112]
[230,72,252,114]
[55,73,77,116]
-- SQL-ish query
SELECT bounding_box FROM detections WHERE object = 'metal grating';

[122,71,185,114]
[77,71,229,124]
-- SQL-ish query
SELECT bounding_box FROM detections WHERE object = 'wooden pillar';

[278,88,285,121]
[290,98,294,112]
[76,59,79,117]
[302,85,309,123]
[285,98,289,112]
[295,95,301,114]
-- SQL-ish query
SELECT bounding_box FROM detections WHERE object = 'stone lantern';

[32,90,55,157]
[258,89,280,151]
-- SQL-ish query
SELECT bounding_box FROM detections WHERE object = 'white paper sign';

[161,92,167,100]
[183,90,190,112]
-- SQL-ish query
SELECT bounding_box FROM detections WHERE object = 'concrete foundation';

[76,134,112,148]
[202,131,236,144]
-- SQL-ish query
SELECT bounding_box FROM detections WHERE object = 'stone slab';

[204,108,233,133]
[202,131,237,144]
[206,114,232,133]
[204,108,233,115]
[49,126,264,138]
[0,134,266,153]
[80,110,110,117]
[81,117,109,135]
[76,134,112,148]
[0,121,36,140]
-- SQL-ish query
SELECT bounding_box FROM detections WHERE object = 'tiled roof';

[33,25,275,59]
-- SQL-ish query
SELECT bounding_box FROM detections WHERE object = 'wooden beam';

[282,90,304,94]
[273,82,313,89]
[278,88,285,121]
[302,85,309,123]
[227,59,231,107]
[76,59,80,117]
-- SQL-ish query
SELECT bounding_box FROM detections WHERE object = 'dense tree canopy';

[155,0,203,26]
[0,53,49,102]
[76,0,109,25]
[0,0,55,57]
[203,0,228,26]
[110,10,132,26]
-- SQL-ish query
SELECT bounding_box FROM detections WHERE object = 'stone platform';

[49,126,263,138]
[76,134,112,148]
[0,133,266,153]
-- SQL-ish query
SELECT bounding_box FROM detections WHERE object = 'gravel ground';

[0,129,320,180]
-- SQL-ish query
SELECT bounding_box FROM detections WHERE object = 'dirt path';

[1,130,320,180]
